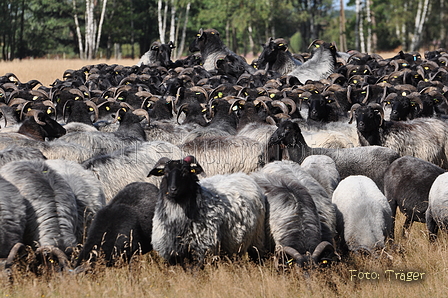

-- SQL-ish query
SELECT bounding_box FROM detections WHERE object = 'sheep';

[332,175,393,254]
[189,28,255,75]
[0,177,27,264]
[82,140,183,202]
[180,135,264,177]
[383,156,446,237]
[0,160,78,270]
[75,182,158,268]
[250,162,336,267]
[44,159,106,243]
[426,172,448,241]
[301,155,340,197]
[258,39,337,83]
[0,145,46,168]
[137,41,176,68]
[256,38,303,75]
[267,120,401,192]
[253,160,336,245]
[349,102,448,169]
[148,156,266,266]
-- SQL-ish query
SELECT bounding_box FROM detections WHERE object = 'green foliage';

[2,0,448,60]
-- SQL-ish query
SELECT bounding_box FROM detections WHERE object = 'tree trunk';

[410,0,431,51]
[339,0,347,52]
[73,0,85,59]
[94,0,108,58]
[177,2,190,59]
[158,0,165,43]
[169,0,176,44]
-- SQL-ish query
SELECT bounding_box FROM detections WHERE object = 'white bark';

[95,0,108,58]
[410,0,431,51]
[73,0,85,59]
[177,2,190,59]
[169,0,176,45]
[158,0,165,43]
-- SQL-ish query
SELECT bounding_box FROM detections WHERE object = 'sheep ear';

[148,167,165,177]
[190,164,206,177]
[197,28,204,38]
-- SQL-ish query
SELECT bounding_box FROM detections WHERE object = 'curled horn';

[346,85,353,104]
[228,97,247,114]
[28,109,46,126]
[189,86,210,102]
[277,245,307,267]
[20,101,34,121]
[119,101,135,111]
[176,103,189,125]
[85,100,99,122]
[141,95,161,110]
[35,246,71,271]
[132,108,150,124]
[68,88,85,100]
[368,102,385,126]
[348,103,361,124]
[311,241,335,264]
[254,97,271,114]
[407,92,424,110]
[381,93,398,106]
[270,100,289,115]
[281,97,297,114]
[7,97,28,107]
[29,89,49,100]
[361,84,371,104]
[2,243,25,270]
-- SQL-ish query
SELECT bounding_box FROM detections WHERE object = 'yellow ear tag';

[218,92,223,98]
[33,96,39,100]
[121,108,127,112]
[106,106,110,111]
[191,169,196,173]
[47,108,52,114]
[315,44,320,48]
[89,107,94,112]
[211,32,215,34]
[279,43,284,47]
[232,105,239,111]
[353,80,358,84]
[202,108,207,113]
[117,116,121,121]
[322,260,328,265]
[75,96,80,100]
[158,169,164,174]
[402,92,407,96]
[424,66,429,70]
[270,93,275,98]
[197,33,201,37]
[27,108,31,112]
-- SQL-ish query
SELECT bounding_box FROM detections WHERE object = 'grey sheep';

[301,155,340,197]
[82,140,182,201]
[250,164,335,267]
[148,156,266,266]
[426,172,448,241]
[0,160,78,255]
[45,159,106,243]
[332,175,393,254]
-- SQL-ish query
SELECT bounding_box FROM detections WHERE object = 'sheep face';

[189,28,222,53]
[149,156,204,203]
[349,104,383,134]
[268,120,306,147]
[17,110,66,141]
[257,38,287,70]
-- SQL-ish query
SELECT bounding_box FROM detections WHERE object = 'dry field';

[1,213,447,298]
[0,58,140,87]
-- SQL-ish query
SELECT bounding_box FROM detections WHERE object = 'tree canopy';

[0,0,446,61]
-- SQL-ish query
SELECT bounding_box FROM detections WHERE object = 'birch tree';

[73,0,108,60]
[410,0,431,51]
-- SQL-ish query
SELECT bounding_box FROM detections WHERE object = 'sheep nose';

[169,186,178,193]
[357,121,366,131]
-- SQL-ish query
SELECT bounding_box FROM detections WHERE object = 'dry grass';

[1,213,447,298]
[0,58,139,87]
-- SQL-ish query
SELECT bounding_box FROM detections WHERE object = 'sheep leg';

[1,243,26,270]
[402,217,413,238]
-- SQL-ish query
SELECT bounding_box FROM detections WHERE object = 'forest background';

[0,0,442,61]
